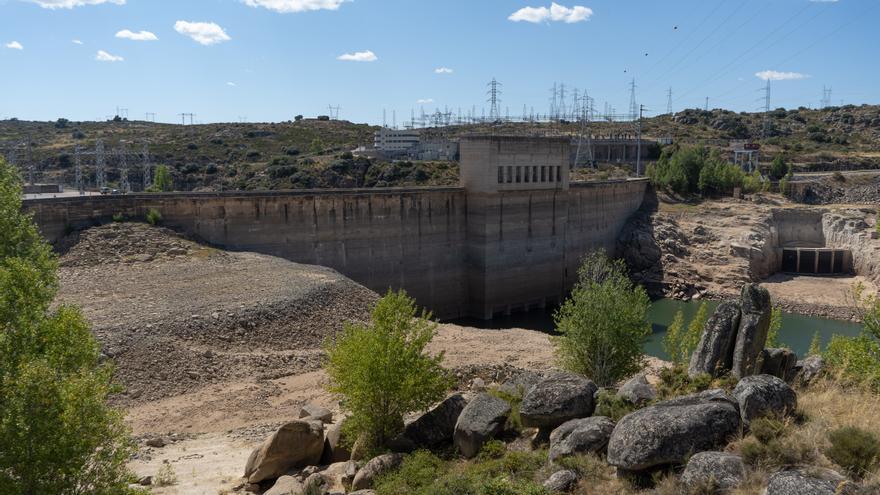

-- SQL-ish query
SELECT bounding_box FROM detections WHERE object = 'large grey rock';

[548,416,615,461]
[794,355,825,386]
[689,300,741,378]
[680,451,745,492]
[320,422,351,464]
[351,453,403,491]
[765,468,858,495]
[732,374,797,426]
[520,373,598,429]
[298,404,333,424]
[264,475,304,495]
[760,348,799,383]
[453,393,510,458]
[731,284,772,378]
[498,371,544,397]
[606,389,741,472]
[396,393,466,450]
[244,419,325,483]
[543,469,579,492]
[617,373,656,404]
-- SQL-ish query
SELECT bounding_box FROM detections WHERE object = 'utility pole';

[118,144,130,194]
[74,145,84,195]
[704,97,709,112]
[762,79,771,139]
[95,139,106,190]
[628,78,638,121]
[666,87,673,115]
[636,104,645,177]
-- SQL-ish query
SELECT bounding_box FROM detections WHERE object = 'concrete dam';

[23,136,648,320]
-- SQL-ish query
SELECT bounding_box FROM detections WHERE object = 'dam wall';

[24,136,648,320]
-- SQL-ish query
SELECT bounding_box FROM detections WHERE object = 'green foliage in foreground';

[826,426,880,479]
[766,306,783,348]
[324,290,452,449]
[553,252,650,387]
[647,145,748,197]
[0,158,136,494]
[146,208,162,226]
[824,283,880,392]
[146,164,173,192]
[375,447,551,495]
[663,302,709,365]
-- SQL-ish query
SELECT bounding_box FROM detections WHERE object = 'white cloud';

[174,21,231,46]
[336,50,377,62]
[5,41,24,50]
[434,67,453,74]
[755,70,810,81]
[226,82,237,86]
[417,98,434,104]
[509,2,593,23]
[72,39,83,45]
[240,0,349,13]
[23,0,124,9]
[95,49,123,62]
[116,29,158,41]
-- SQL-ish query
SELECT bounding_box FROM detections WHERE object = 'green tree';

[148,164,173,192]
[554,252,650,386]
[766,307,783,348]
[662,302,709,365]
[324,289,451,449]
[663,310,686,365]
[769,154,789,180]
[682,302,709,360]
[0,158,135,494]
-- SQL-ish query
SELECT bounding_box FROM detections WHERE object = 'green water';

[452,298,865,360]
[646,299,864,360]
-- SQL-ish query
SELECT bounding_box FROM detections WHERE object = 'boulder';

[453,393,511,458]
[396,393,467,450]
[617,373,656,404]
[498,371,544,397]
[732,374,797,426]
[302,473,329,495]
[680,451,745,492]
[298,404,333,423]
[543,469,579,492]
[606,389,741,472]
[794,355,825,386]
[244,420,325,483]
[319,461,356,492]
[548,416,616,461]
[689,300,741,378]
[264,475,304,495]
[349,491,377,495]
[760,348,799,383]
[731,284,772,378]
[320,422,351,464]
[520,373,598,429]
[351,453,403,491]
[765,468,858,495]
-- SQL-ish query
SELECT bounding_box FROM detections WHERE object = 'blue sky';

[0,0,877,124]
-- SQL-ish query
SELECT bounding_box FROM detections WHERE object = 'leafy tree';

[824,283,880,391]
[662,302,708,365]
[148,164,173,192]
[682,302,709,359]
[663,309,686,365]
[766,307,783,348]
[769,154,789,180]
[554,252,650,386]
[324,289,451,449]
[808,331,822,356]
[0,157,135,494]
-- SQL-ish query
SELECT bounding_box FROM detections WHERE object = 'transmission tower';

[328,105,341,120]
[666,87,673,115]
[178,113,195,125]
[549,83,558,121]
[558,83,567,120]
[704,97,709,112]
[118,144,130,194]
[821,86,833,109]
[74,145,84,195]
[628,79,638,121]
[142,143,152,191]
[95,139,106,189]
[487,78,502,122]
[761,79,771,139]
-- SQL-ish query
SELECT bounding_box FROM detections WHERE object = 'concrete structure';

[372,128,458,161]
[373,128,420,154]
[584,135,659,164]
[24,136,647,320]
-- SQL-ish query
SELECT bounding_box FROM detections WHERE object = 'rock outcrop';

[520,373,598,429]
[351,454,404,491]
[760,348,799,382]
[543,469,579,492]
[617,373,656,405]
[244,420,325,483]
[453,393,510,458]
[732,374,797,426]
[689,301,741,377]
[606,390,741,472]
[765,468,858,495]
[394,393,466,451]
[732,284,773,378]
[548,416,615,461]
[680,451,745,492]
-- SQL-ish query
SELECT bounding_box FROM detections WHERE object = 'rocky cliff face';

[823,209,880,286]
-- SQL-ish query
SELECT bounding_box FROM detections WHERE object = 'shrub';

[324,290,452,449]
[656,365,712,399]
[0,158,136,493]
[594,389,640,421]
[146,208,162,226]
[154,461,177,487]
[769,154,789,180]
[808,331,823,356]
[826,426,880,478]
[766,307,783,348]
[148,165,173,192]
[375,450,448,495]
[112,212,125,222]
[487,389,523,432]
[662,302,707,365]
[778,172,792,197]
[553,252,650,386]
[750,417,787,444]
[824,334,880,392]
[662,309,686,365]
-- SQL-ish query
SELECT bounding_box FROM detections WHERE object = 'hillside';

[2,103,879,192]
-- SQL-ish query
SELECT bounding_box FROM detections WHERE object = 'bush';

[594,389,640,421]
[0,158,136,493]
[769,154,789,180]
[750,417,787,444]
[824,334,880,392]
[648,145,745,197]
[148,165,173,192]
[826,426,880,478]
[766,307,783,348]
[146,208,162,226]
[553,252,650,386]
[656,365,712,399]
[662,302,707,365]
[324,290,452,449]
[112,213,125,222]
[154,461,177,487]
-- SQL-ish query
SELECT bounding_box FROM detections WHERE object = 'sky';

[0,0,877,125]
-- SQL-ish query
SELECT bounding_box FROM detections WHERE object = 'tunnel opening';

[780,248,850,275]
[767,209,854,277]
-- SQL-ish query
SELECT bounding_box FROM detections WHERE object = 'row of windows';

[497,165,562,184]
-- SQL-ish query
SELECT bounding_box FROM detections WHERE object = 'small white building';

[373,128,420,153]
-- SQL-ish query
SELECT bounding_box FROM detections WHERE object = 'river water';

[452,298,864,361]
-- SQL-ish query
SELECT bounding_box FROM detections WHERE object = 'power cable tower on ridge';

[487,78,502,122]
[628,79,638,121]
